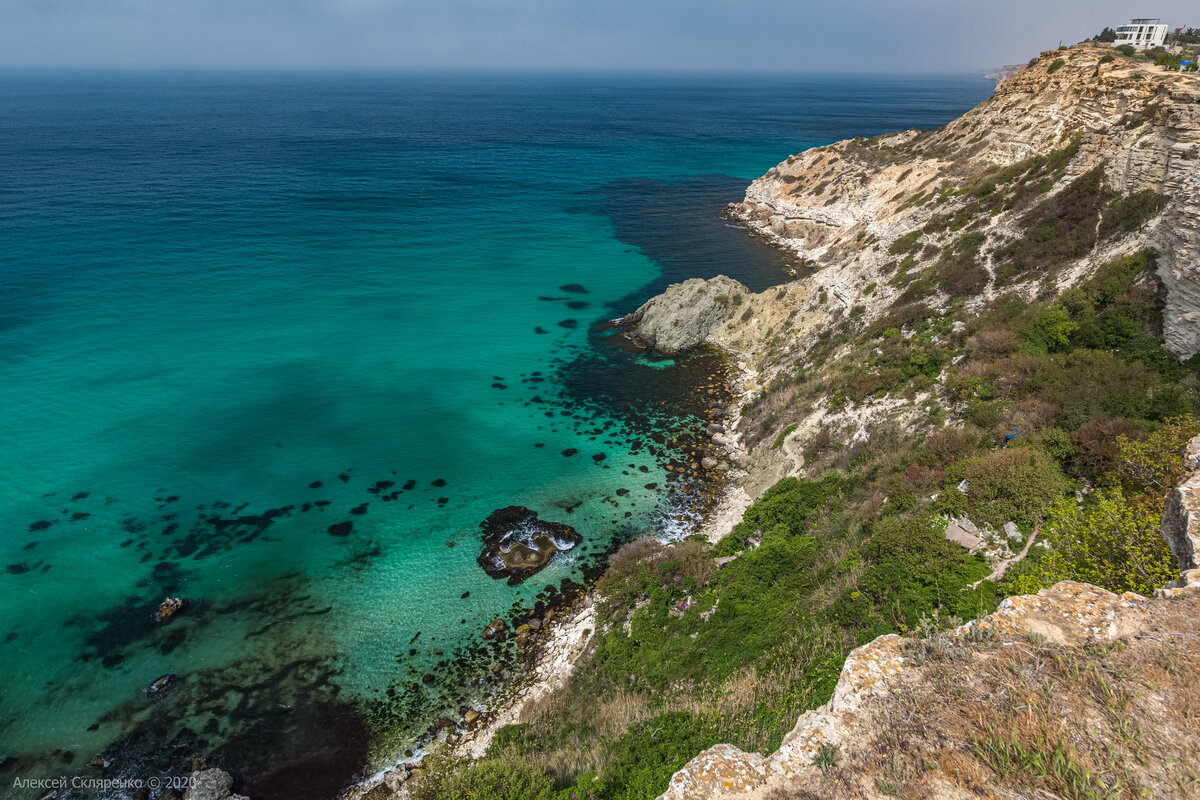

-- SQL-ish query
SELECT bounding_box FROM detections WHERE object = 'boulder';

[183,768,249,800]
[153,596,185,624]
[476,506,582,585]
[620,275,749,354]
[146,674,176,696]
[700,457,719,470]
[482,619,507,640]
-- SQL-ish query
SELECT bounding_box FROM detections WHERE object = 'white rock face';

[718,45,1200,359]
[1161,434,1200,571]
[621,275,749,354]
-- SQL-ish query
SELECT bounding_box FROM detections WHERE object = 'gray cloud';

[1,0,1195,71]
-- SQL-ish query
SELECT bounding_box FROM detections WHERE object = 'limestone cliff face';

[631,44,1200,365]
[1162,435,1200,572]
[659,439,1200,800]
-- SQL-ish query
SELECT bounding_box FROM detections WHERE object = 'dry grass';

[790,592,1200,799]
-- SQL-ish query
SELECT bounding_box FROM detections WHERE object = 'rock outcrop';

[660,437,1200,800]
[1161,434,1200,571]
[633,46,1200,368]
[661,576,1200,800]
[184,768,249,800]
[622,275,751,354]
[476,506,582,586]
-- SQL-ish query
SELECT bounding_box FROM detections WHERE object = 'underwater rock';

[482,619,507,640]
[153,596,186,624]
[146,673,176,696]
[476,506,582,586]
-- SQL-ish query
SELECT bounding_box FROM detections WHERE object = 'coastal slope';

[631,43,1200,363]
[383,43,1200,800]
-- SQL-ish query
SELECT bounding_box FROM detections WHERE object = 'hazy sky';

[1,0,1195,72]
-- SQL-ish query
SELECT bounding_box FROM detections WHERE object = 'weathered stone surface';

[658,578,1198,800]
[621,275,749,354]
[970,581,1148,645]
[659,744,768,799]
[700,46,1200,369]
[183,768,249,800]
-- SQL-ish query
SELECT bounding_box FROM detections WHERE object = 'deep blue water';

[0,71,991,798]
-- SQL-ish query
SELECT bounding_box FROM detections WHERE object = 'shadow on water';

[574,173,800,315]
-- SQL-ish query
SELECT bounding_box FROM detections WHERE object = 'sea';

[0,71,991,799]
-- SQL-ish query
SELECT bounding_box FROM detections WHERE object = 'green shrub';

[1009,489,1177,596]
[994,167,1109,283]
[1100,190,1168,239]
[409,754,556,800]
[962,447,1069,527]
[773,423,799,450]
[588,712,724,800]
[1047,58,1066,74]
[858,512,992,628]
[888,230,923,255]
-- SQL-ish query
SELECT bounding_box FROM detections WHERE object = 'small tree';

[1115,415,1200,499]
[963,447,1069,528]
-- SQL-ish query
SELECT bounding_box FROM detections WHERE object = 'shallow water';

[0,71,991,798]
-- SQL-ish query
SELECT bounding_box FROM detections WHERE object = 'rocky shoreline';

[336,331,758,796]
[341,333,756,799]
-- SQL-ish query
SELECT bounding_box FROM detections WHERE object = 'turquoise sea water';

[0,72,991,798]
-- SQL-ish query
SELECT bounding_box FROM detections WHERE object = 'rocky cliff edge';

[659,437,1200,800]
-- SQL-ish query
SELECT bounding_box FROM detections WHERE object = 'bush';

[859,513,991,627]
[1115,44,1137,56]
[994,167,1109,282]
[1114,415,1200,496]
[1100,191,1168,239]
[924,427,986,466]
[1068,417,1144,480]
[962,447,1069,527]
[714,475,841,554]
[1011,489,1178,596]
[1047,58,1066,74]
[967,329,1021,360]
[409,754,555,800]
[587,712,724,800]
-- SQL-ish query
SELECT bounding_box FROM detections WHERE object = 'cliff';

[660,443,1200,800]
[661,576,1200,800]
[640,44,1200,800]
[628,43,1200,365]
[384,44,1200,800]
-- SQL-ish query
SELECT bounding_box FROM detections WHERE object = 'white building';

[1114,18,1168,49]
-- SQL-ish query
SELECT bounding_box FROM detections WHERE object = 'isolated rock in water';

[153,596,185,623]
[146,673,176,696]
[477,506,581,585]
[482,618,507,640]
